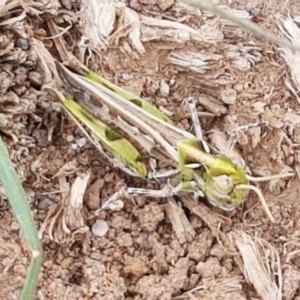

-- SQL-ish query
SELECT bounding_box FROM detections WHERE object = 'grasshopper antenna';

[246,173,294,182]
[236,184,275,223]
[238,172,294,223]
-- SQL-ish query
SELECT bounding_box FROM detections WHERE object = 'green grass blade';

[21,256,42,300]
[0,136,42,300]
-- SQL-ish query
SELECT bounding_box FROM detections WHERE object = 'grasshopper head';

[178,138,293,221]
[196,154,250,211]
[178,138,250,210]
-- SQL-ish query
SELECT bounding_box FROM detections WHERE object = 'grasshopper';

[50,61,294,222]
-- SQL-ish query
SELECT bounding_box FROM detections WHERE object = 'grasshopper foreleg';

[96,176,206,215]
[186,96,203,140]
[96,182,177,214]
[186,97,210,153]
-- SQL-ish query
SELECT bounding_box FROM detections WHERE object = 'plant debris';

[1,0,300,299]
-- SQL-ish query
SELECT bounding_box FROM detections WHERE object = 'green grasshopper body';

[52,62,292,220]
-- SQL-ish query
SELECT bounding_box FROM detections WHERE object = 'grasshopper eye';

[213,175,233,195]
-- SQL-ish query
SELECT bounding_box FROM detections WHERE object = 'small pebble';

[76,137,87,147]
[66,135,74,142]
[92,220,109,237]
[11,221,20,231]
[38,198,54,210]
[15,37,29,50]
[108,200,124,211]
[121,72,130,80]
[169,78,176,86]
[160,79,170,97]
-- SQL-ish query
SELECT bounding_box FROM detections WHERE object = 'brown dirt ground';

[1,0,300,299]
